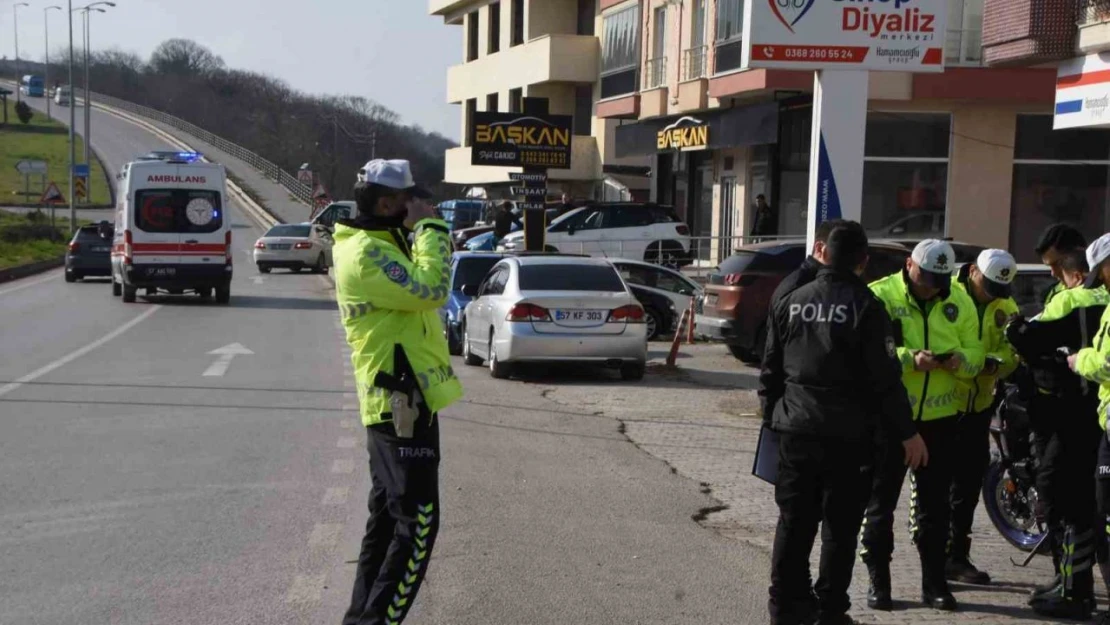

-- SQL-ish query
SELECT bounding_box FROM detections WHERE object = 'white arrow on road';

[203,343,254,377]
[250,276,266,285]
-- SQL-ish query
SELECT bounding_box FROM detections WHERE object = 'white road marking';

[308,523,343,548]
[202,342,254,377]
[286,574,326,605]
[337,437,357,449]
[331,459,355,474]
[0,305,161,398]
[0,271,61,297]
[250,276,266,285]
[322,487,350,505]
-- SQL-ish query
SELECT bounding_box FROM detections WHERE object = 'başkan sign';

[742,0,948,72]
[469,112,574,169]
[657,116,709,151]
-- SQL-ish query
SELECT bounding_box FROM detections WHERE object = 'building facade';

[596,0,1103,262]
[429,0,652,200]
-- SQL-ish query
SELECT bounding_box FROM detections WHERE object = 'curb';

[0,256,64,285]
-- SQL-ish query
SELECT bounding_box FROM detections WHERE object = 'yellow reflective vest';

[869,271,985,421]
[1072,293,1110,431]
[333,218,463,426]
[951,274,1019,413]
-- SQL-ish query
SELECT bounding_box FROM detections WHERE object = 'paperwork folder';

[752,425,780,485]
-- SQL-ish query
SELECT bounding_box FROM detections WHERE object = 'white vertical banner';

[805,70,869,253]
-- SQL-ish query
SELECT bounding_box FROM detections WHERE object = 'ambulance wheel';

[111,278,122,296]
[215,285,231,304]
[122,284,137,303]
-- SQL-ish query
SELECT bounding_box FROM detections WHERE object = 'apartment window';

[467,11,480,61]
[464,98,477,147]
[489,2,502,54]
[684,0,707,80]
[509,88,523,113]
[715,0,745,74]
[1010,114,1110,262]
[511,0,525,46]
[574,85,592,136]
[601,4,641,99]
[945,0,983,66]
[862,113,952,237]
[577,0,595,36]
[487,93,499,113]
[645,6,667,89]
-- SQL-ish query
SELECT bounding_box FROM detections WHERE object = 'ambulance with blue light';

[110,151,233,304]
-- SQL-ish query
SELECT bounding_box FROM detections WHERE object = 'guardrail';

[86,90,313,206]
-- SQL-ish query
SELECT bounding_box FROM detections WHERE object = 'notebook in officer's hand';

[752,425,780,485]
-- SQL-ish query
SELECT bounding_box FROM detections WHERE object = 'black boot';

[1030,592,1094,621]
[866,561,892,611]
[922,579,958,612]
[1030,533,1064,603]
[945,555,991,585]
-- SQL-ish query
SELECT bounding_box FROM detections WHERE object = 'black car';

[65,221,114,282]
[629,283,676,341]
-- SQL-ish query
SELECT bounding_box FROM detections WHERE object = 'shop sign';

[469,112,574,169]
[742,0,948,73]
[657,116,709,151]
[1055,53,1110,130]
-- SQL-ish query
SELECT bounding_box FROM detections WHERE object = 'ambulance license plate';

[145,267,176,277]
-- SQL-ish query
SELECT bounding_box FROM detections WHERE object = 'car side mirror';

[461,284,479,297]
[567,225,576,236]
[678,288,692,296]
[891,226,906,235]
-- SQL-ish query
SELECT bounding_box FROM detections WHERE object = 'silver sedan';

[460,255,648,381]
[253,223,333,274]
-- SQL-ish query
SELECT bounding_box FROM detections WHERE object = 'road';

[0,96,770,623]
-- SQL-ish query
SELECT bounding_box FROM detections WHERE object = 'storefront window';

[862,112,951,237]
[1010,114,1110,262]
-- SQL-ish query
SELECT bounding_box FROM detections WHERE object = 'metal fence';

[644,57,667,90]
[85,90,314,205]
[683,46,708,81]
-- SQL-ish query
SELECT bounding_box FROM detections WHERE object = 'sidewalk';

[539,342,1084,624]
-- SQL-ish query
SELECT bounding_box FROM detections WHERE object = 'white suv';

[498,203,692,267]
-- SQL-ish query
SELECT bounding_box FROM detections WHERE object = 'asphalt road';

[0,95,771,624]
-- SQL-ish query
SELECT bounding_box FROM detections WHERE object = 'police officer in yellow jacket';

[336,159,463,625]
[860,239,985,613]
[1070,232,1110,625]
[946,250,1020,586]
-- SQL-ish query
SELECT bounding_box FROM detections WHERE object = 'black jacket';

[771,256,823,308]
[759,267,916,442]
[1007,291,1106,399]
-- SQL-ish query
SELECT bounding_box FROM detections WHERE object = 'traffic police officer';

[761,221,927,625]
[335,159,463,625]
[1012,245,1110,619]
[947,249,1020,585]
[1070,232,1110,625]
[860,239,985,612]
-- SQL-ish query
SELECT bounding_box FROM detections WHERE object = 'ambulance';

[110,152,233,303]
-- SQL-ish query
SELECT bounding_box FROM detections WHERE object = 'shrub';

[15,100,33,124]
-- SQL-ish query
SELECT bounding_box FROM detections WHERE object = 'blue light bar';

[174,151,203,163]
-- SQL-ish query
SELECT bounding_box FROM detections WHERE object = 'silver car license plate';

[553,309,605,323]
[269,244,292,250]
[92,246,110,252]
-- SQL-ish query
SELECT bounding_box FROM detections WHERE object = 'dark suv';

[65,221,114,283]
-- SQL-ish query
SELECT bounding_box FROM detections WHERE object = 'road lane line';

[0,271,62,297]
[0,305,161,398]
[322,487,350,506]
[308,523,343,548]
[341,404,359,411]
[331,459,355,474]
[285,574,326,606]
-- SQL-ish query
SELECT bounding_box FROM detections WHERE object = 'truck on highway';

[110,151,233,304]
[19,75,44,97]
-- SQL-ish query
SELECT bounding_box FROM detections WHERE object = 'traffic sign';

[74,176,88,199]
[511,187,547,198]
[519,202,545,211]
[15,159,47,175]
[298,169,314,185]
[40,181,65,204]
[73,164,90,177]
[509,172,547,183]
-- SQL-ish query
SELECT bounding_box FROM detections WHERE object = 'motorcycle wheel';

[981,458,1046,552]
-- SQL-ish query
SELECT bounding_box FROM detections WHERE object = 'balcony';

[644,57,667,90]
[684,46,708,81]
[982,0,1077,67]
[1078,0,1110,53]
[443,136,601,185]
[446,34,599,104]
[946,28,983,66]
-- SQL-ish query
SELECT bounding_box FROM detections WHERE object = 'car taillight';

[294,241,312,250]
[123,230,133,265]
[607,305,645,323]
[68,242,79,252]
[255,241,266,249]
[226,231,233,265]
[675,224,690,236]
[507,304,551,322]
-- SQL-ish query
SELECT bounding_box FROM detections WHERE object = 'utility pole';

[14,3,29,104]
[83,9,90,168]
[68,0,76,232]
[45,6,64,121]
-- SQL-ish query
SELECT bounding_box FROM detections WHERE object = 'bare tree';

[149,39,225,76]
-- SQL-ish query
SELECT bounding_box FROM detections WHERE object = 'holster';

[373,345,425,439]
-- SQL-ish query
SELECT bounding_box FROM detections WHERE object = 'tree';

[15,100,33,124]
[149,39,225,76]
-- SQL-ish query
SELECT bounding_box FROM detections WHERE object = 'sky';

[0,0,463,140]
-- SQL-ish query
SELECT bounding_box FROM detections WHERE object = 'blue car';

[464,222,522,251]
[440,252,510,354]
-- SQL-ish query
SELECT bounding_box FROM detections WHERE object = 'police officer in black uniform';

[762,221,928,625]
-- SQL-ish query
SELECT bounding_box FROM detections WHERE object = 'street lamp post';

[68,0,76,231]
[14,3,30,104]
[74,2,114,206]
[45,6,63,121]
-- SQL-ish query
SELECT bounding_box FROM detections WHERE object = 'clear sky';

[0,0,463,140]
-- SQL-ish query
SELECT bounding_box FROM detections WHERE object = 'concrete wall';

[529,0,578,39]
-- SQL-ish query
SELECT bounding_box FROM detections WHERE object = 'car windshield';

[519,264,625,292]
[265,225,311,238]
[453,256,502,289]
[548,207,585,228]
[76,227,112,242]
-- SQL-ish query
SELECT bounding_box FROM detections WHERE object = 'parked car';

[453,208,564,249]
[440,252,510,354]
[698,240,914,363]
[867,211,945,240]
[460,255,648,380]
[463,224,521,252]
[628,283,677,341]
[887,238,984,264]
[611,258,703,319]
[64,221,114,282]
[310,201,355,229]
[54,85,71,106]
[253,222,333,274]
[437,199,486,231]
[497,202,692,267]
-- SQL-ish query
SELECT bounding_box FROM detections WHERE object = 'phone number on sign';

[783,47,857,61]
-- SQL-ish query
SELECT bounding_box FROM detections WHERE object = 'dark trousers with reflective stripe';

[860,418,958,589]
[344,417,440,625]
[948,409,994,559]
[769,432,872,624]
